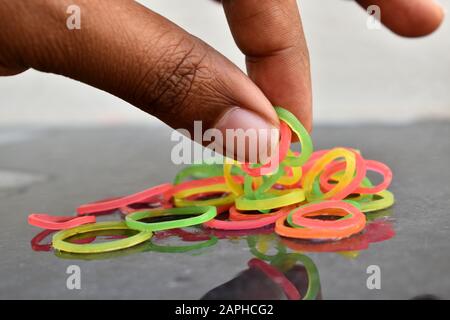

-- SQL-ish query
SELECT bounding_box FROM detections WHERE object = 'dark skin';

[0,0,444,158]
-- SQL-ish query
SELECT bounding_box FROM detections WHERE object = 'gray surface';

[0,122,449,299]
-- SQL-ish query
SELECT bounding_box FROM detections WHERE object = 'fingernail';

[214,107,279,163]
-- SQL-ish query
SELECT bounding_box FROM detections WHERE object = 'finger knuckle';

[138,38,213,118]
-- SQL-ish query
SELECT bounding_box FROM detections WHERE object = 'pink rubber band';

[76,183,173,215]
[203,206,290,230]
[28,213,96,230]
[320,159,392,194]
[290,200,364,230]
[241,121,291,177]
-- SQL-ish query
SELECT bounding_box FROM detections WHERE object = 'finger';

[357,0,444,37]
[0,0,280,161]
[222,0,312,132]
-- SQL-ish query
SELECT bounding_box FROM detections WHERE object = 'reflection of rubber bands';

[28,213,96,230]
[282,219,395,253]
[52,221,152,254]
[276,201,366,240]
[303,148,366,201]
[125,206,217,232]
[76,183,173,215]
[31,229,55,251]
[275,106,313,167]
[247,235,287,261]
[271,253,320,300]
[203,206,290,231]
[248,258,301,300]
[146,234,218,253]
[241,121,291,176]
[320,159,392,194]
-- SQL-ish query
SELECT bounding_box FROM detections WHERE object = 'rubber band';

[224,161,245,195]
[52,221,152,254]
[356,190,395,213]
[288,201,365,230]
[275,201,366,240]
[320,159,392,194]
[248,258,301,300]
[203,206,290,230]
[125,206,216,232]
[28,213,96,230]
[235,188,305,211]
[173,183,235,207]
[303,148,366,201]
[275,106,313,167]
[76,183,173,215]
[229,206,283,221]
[241,121,291,176]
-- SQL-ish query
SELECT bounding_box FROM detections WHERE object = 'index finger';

[222,0,312,131]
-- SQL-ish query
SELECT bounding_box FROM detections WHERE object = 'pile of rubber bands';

[28,107,394,254]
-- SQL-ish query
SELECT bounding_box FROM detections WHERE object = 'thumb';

[0,0,279,161]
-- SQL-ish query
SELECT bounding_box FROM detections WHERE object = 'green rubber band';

[52,221,152,254]
[275,107,313,167]
[271,253,321,300]
[146,235,218,253]
[125,206,217,232]
[358,190,395,213]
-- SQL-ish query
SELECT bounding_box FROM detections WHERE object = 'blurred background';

[0,0,449,126]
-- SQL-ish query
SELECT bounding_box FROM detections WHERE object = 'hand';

[0,0,444,159]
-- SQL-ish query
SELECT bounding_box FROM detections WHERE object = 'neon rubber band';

[275,201,366,240]
[76,183,173,215]
[320,159,392,194]
[288,200,365,230]
[235,188,305,211]
[248,258,301,300]
[52,221,152,254]
[241,121,291,176]
[303,148,366,201]
[275,106,313,167]
[173,183,235,207]
[224,161,245,195]
[229,206,283,221]
[203,206,290,230]
[357,190,395,213]
[28,213,96,230]
[125,206,217,232]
